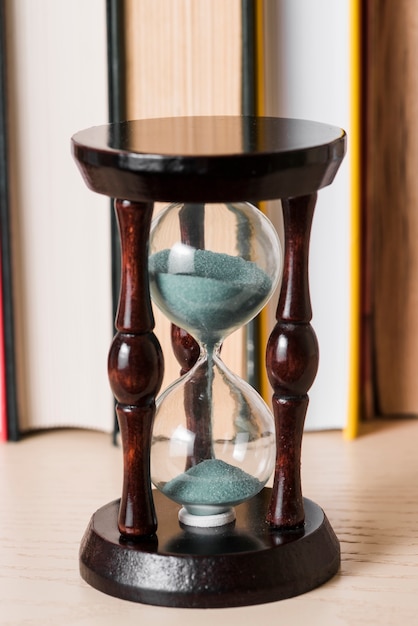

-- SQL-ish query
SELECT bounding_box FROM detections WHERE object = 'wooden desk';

[1,419,417,624]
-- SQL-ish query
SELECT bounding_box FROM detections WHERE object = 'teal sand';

[162,459,263,511]
[149,248,272,342]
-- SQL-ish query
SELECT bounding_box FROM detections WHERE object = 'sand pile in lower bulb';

[162,459,262,506]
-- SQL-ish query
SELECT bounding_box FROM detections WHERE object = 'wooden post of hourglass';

[170,203,202,378]
[266,193,319,529]
[170,203,213,469]
[107,199,164,538]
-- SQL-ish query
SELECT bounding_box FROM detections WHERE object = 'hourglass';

[72,115,346,607]
[149,201,282,527]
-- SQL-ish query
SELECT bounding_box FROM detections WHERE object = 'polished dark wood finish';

[170,202,202,376]
[72,115,346,605]
[183,358,214,469]
[107,199,164,537]
[172,202,209,468]
[72,116,346,203]
[171,324,200,375]
[266,194,319,528]
[79,489,340,608]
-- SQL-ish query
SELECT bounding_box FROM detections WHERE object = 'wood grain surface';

[1,419,417,624]
[367,1,418,416]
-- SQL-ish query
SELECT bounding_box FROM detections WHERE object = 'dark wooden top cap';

[72,116,346,203]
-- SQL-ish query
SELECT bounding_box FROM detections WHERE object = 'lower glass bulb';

[151,350,275,526]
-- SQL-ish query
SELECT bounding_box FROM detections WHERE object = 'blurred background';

[1,0,415,442]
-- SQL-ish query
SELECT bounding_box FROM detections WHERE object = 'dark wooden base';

[79,488,340,608]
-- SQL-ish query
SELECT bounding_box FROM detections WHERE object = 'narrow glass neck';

[200,341,222,360]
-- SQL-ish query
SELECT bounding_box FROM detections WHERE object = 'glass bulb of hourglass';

[148,201,283,527]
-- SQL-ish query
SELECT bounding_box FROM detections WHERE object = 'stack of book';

[3,0,415,442]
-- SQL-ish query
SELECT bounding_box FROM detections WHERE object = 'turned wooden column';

[266,194,319,529]
[170,202,213,468]
[108,199,164,538]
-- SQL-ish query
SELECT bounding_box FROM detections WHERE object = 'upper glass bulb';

[148,202,282,348]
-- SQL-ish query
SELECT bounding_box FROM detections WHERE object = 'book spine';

[0,255,6,441]
[241,0,259,390]
[344,0,363,439]
[0,0,19,441]
[106,0,127,444]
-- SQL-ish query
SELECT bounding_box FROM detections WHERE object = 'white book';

[7,0,113,433]
[261,0,357,432]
